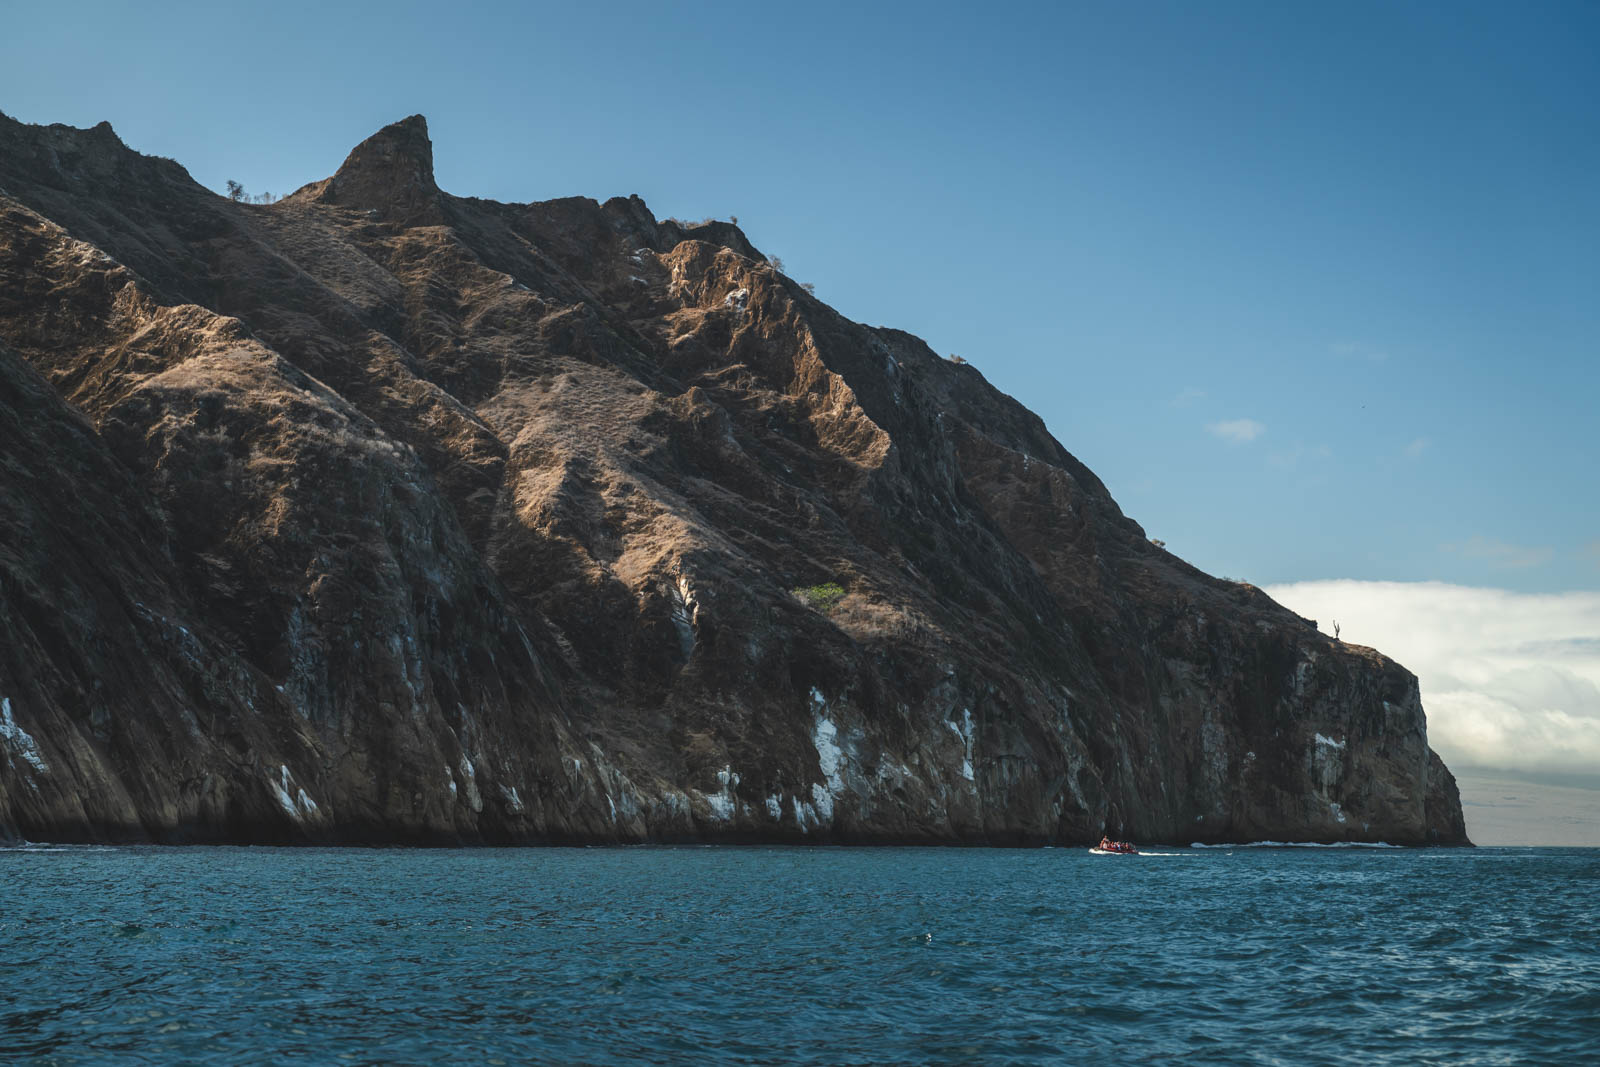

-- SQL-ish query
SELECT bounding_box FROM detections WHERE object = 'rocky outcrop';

[0,112,1468,845]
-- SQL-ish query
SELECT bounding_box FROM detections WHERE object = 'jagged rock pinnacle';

[320,114,443,224]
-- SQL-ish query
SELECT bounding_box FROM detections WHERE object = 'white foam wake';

[1189,840,1400,849]
[0,842,120,852]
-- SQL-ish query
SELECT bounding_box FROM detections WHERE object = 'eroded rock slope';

[0,113,1467,844]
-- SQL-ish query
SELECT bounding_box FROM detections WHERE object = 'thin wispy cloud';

[1330,342,1390,363]
[1404,437,1430,459]
[1268,442,1332,469]
[1584,540,1600,568]
[1172,387,1207,408]
[1264,581,1600,785]
[1446,536,1553,570]
[1207,418,1265,444]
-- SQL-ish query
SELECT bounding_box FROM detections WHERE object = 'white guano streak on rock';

[0,698,48,774]
[585,746,643,825]
[704,764,740,822]
[1310,733,1347,800]
[812,708,844,824]
[270,765,318,819]
[794,795,820,831]
[459,754,484,812]
[945,709,976,782]
[271,768,298,818]
[499,783,525,814]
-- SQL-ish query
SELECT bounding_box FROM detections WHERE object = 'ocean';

[3,845,1596,1064]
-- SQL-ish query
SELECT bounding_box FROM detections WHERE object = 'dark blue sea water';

[3,845,1597,1065]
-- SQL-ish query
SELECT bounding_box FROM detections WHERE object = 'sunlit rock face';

[0,112,1467,845]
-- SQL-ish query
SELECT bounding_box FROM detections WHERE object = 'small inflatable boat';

[1090,837,1139,855]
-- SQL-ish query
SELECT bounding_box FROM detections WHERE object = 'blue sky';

[3,0,1595,595]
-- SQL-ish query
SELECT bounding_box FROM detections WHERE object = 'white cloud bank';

[1263,581,1600,784]
[1207,418,1264,444]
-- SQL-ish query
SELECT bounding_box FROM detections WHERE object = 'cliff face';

[0,113,1467,845]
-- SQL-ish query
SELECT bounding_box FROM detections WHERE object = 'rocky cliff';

[0,113,1467,845]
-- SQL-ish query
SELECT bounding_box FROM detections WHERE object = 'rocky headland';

[0,113,1467,845]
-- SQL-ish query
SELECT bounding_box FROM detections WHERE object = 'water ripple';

[2,846,1598,1064]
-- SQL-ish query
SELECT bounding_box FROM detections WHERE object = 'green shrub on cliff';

[793,582,846,614]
